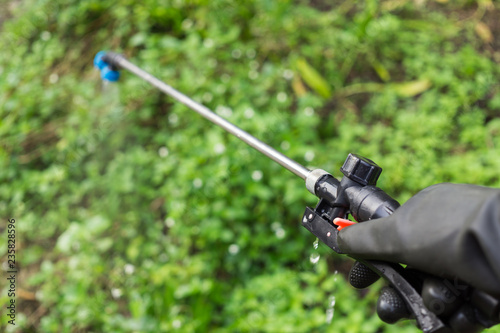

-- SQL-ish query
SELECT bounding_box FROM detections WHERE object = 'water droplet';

[193,178,203,188]
[313,238,319,249]
[228,244,240,255]
[252,170,263,181]
[304,107,315,116]
[158,146,169,157]
[310,253,320,264]
[325,296,336,324]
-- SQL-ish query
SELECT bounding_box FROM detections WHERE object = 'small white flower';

[304,151,315,162]
[158,146,169,157]
[246,49,256,59]
[249,61,259,70]
[49,73,59,84]
[228,244,240,255]
[283,69,294,80]
[214,143,226,154]
[165,217,175,228]
[172,319,182,329]
[252,170,263,181]
[202,92,213,103]
[304,107,315,116]
[275,228,285,239]
[208,59,217,68]
[277,92,287,103]
[215,105,232,118]
[193,178,203,188]
[280,141,290,150]
[203,38,214,48]
[244,108,255,119]
[181,19,193,30]
[231,49,242,59]
[169,114,179,125]
[41,31,51,41]
[124,264,135,275]
[111,288,123,299]
[248,70,259,80]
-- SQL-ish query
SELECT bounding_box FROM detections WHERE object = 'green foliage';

[1,0,500,332]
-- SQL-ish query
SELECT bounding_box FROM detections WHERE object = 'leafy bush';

[1,0,500,332]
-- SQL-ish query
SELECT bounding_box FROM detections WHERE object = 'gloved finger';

[449,304,483,333]
[421,277,464,318]
[348,261,380,289]
[376,286,411,324]
[470,289,500,325]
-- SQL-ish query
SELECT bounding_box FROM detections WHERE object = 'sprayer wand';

[94,51,449,332]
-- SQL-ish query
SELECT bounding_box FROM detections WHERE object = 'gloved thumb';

[337,183,500,298]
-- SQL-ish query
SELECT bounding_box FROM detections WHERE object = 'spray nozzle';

[94,51,120,82]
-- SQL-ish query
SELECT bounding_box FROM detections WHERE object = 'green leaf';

[295,58,332,98]
[390,79,432,97]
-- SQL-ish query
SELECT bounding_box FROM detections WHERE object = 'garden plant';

[1,0,500,332]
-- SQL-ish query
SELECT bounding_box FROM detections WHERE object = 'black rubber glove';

[337,183,500,331]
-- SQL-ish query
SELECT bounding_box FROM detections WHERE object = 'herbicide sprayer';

[93,51,477,333]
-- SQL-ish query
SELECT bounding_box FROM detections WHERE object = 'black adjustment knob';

[340,153,382,186]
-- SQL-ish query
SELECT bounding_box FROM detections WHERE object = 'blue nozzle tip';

[101,66,120,82]
[94,51,120,82]
[94,51,108,70]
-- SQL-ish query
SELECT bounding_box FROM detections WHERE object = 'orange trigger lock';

[333,218,357,231]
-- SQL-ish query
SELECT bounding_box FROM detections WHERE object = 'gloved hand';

[337,183,500,332]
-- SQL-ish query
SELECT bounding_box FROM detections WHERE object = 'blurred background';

[1,0,500,332]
